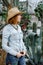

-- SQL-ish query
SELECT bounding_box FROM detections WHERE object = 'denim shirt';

[2,24,27,56]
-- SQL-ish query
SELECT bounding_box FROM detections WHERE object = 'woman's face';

[16,15,22,24]
[11,14,22,25]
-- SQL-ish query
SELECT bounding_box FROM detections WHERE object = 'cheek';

[18,17,21,21]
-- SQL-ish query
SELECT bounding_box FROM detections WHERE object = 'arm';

[2,26,18,56]
[22,40,27,53]
[21,40,27,56]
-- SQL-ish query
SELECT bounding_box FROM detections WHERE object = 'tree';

[34,1,43,22]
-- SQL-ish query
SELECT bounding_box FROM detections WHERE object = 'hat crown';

[8,7,20,15]
[7,7,21,21]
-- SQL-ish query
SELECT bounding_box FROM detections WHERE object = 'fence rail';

[0,49,6,65]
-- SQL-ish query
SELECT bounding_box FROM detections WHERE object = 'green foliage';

[34,1,43,20]
[20,12,31,26]
[22,13,31,20]
[19,12,31,31]
[32,22,37,32]
[0,10,7,21]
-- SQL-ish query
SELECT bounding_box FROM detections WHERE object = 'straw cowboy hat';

[7,7,23,21]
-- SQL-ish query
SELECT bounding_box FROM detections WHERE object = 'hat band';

[8,12,22,21]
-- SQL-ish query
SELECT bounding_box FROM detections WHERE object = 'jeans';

[6,53,26,65]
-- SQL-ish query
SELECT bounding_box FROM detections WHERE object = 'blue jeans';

[6,53,26,65]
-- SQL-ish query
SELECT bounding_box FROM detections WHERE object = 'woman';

[2,7,27,65]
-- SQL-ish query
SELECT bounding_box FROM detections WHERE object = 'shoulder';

[2,24,11,33]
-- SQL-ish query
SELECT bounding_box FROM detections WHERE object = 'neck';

[11,24,18,30]
[12,24,18,26]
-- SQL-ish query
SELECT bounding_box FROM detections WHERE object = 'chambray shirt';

[2,24,27,56]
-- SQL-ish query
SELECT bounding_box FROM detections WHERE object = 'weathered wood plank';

[0,49,6,65]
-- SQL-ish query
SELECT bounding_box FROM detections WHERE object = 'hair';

[7,15,18,24]
[7,13,22,24]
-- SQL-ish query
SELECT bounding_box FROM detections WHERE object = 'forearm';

[2,36,18,56]
[2,44,18,56]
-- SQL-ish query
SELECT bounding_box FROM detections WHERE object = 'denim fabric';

[6,53,26,65]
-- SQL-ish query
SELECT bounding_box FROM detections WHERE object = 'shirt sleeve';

[21,39,27,53]
[19,25,27,53]
[2,26,18,56]
[22,39,27,53]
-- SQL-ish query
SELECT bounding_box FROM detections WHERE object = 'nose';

[20,15,22,18]
[20,15,22,19]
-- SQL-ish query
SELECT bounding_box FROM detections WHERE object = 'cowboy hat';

[7,7,23,21]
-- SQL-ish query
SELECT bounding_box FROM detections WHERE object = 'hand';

[20,51,26,56]
[16,52,22,58]
[22,51,26,56]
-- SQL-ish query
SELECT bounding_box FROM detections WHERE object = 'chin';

[17,21,20,24]
[17,22,20,24]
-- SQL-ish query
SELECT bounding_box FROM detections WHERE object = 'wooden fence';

[0,49,6,65]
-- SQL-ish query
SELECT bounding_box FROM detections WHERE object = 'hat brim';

[8,11,24,21]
